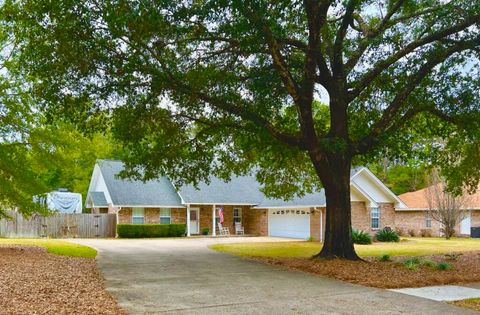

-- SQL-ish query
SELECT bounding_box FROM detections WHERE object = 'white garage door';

[268,209,310,239]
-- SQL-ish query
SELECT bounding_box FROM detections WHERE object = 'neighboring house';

[398,188,480,236]
[86,160,406,240]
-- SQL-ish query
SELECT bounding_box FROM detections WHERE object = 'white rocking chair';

[235,222,244,235]
[218,223,230,236]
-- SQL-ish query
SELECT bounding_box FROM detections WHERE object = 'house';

[398,187,480,236]
[86,160,406,240]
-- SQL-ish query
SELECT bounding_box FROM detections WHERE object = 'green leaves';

[0,0,479,201]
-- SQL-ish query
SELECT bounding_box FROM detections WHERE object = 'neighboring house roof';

[89,191,109,207]
[399,186,480,210]
[97,160,184,207]
[178,175,264,205]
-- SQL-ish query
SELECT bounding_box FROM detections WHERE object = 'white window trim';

[233,207,242,224]
[425,213,432,228]
[132,207,145,224]
[160,208,171,224]
[371,207,380,230]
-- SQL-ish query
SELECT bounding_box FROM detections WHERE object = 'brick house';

[86,160,407,239]
[398,188,480,237]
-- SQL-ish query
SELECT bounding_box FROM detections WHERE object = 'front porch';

[115,205,268,237]
[186,204,267,237]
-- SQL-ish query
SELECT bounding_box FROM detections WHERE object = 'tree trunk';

[312,155,360,260]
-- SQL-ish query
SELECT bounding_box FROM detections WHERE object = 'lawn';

[210,237,480,258]
[0,238,97,258]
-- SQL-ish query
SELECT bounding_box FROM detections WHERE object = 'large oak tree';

[2,0,479,259]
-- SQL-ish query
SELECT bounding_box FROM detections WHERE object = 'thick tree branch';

[348,13,480,101]
[332,0,356,77]
[354,40,478,154]
[244,8,302,105]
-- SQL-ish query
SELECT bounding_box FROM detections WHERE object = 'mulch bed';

[0,245,125,314]
[252,251,480,289]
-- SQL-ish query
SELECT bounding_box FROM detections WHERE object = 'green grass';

[0,239,97,258]
[450,298,480,312]
[210,237,480,258]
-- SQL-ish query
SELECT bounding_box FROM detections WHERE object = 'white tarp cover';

[46,192,82,213]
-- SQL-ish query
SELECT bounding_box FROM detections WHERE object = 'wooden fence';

[0,211,117,238]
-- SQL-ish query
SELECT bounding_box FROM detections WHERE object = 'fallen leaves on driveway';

[252,251,480,289]
[0,245,125,314]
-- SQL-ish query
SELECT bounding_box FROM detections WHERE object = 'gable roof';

[97,160,184,207]
[178,175,264,204]
[89,160,401,208]
[399,186,480,210]
[89,191,108,207]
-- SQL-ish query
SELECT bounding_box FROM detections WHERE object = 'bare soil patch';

[0,245,125,314]
[252,251,480,289]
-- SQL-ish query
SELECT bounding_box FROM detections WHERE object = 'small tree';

[425,170,471,239]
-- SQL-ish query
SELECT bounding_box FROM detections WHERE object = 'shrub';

[420,229,432,237]
[352,230,372,244]
[421,259,437,268]
[437,261,452,271]
[379,254,391,262]
[375,229,400,242]
[117,224,186,238]
[307,236,315,242]
[395,227,405,236]
[403,257,420,271]
[403,261,418,271]
[408,229,416,237]
[201,227,210,235]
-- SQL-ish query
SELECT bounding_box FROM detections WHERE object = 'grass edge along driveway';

[0,238,97,258]
[210,237,480,258]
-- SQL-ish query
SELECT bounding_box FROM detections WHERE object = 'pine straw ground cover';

[251,251,480,289]
[0,245,125,314]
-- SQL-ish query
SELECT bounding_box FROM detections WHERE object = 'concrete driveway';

[72,237,474,315]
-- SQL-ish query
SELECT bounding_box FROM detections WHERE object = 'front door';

[190,208,200,234]
[461,212,471,235]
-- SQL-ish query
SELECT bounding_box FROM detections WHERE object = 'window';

[371,207,380,229]
[132,207,145,224]
[425,213,432,228]
[160,208,171,224]
[233,208,242,224]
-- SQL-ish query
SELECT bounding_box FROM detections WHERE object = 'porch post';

[212,204,216,236]
[186,204,191,237]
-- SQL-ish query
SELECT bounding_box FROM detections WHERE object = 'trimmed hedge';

[117,224,186,238]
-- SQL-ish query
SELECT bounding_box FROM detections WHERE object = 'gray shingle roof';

[253,167,364,208]
[178,175,264,204]
[90,191,108,207]
[97,160,366,208]
[98,160,184,207]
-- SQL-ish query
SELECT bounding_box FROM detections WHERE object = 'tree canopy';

[1,0,479,258]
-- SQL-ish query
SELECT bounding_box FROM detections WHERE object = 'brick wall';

[351,201,369,232]
[118,208,132,224]
[172,208,186,224]
[394,211,442,237]
[244,208,268,236]
[379,203,396,230]
[310,207,321,241]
